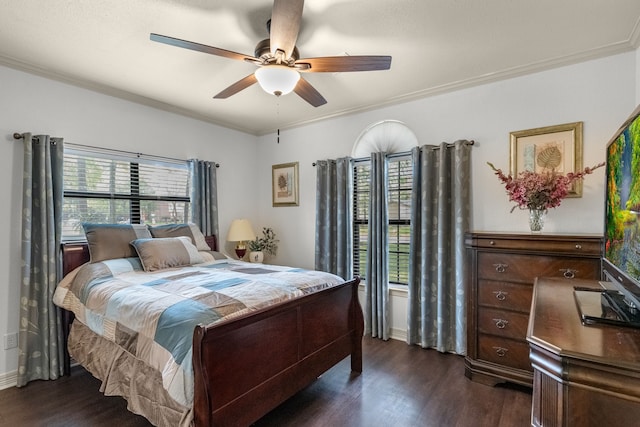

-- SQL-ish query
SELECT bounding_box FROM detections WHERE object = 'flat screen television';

[602,104,640,315]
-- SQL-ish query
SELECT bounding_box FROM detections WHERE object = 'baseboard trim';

[0,361,79,390]
[389,328,407,342]
[0,370,17,390]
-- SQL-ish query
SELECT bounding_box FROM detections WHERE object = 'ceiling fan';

[150,0,391,107]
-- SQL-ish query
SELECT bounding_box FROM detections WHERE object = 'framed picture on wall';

[509,121,584,197]
[272,162,299,207]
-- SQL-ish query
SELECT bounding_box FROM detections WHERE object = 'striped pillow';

[148,223,211,251]
[83,223,152,262]
[130,236,204,272]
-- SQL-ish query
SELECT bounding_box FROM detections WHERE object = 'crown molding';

[2,37,637,137]
[0,55,255,135]
[630,16,640,48]
[259,40,637,135]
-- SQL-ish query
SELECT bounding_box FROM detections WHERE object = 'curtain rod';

[312,140,475,166]
[13,133,219,167]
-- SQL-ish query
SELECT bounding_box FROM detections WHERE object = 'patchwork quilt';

[53,258,344,407]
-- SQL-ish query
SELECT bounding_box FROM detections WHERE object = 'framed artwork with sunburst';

[509,121,584,197]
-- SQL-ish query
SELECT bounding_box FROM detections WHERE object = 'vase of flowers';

[247,227,279,263]
[487,161,604,233]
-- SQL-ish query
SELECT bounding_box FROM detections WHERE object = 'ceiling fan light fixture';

[150,1,390,107]
[255,65,300,97]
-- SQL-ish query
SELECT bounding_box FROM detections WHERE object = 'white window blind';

[352,155,412,285]
[353,160,370,279]
[387,157,412,284]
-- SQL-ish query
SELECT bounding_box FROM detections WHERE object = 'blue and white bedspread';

[53,258,344,407]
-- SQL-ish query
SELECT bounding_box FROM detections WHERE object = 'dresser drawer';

[470,235,602,255]
[478,280,532,312]
[478,307,529,340]
[477,252,600,282]
[478,335,532,372]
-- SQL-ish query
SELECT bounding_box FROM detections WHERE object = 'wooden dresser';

[465,232,602,387]
[528,277,640,426]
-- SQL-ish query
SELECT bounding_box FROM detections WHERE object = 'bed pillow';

[83,223,152,263]
[131,236,204,272]
[199,250,230,263]
[148,223,211,251]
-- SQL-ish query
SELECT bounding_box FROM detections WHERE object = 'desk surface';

[527,277,640,371]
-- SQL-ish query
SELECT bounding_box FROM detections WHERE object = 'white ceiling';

[1,0,639,136]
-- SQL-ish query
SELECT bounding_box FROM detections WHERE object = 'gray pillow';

[199,250,229,262]
[148,223,211,251]
[83,223,152,262]
[130,236,204,272]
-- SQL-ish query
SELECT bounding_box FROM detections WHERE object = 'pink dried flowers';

[487,162,604,212]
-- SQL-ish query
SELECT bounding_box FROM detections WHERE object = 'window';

[62,146,191,241]
[353,160,370,279]
[353,155,412,285]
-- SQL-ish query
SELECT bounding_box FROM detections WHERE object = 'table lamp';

[227,219,256,260]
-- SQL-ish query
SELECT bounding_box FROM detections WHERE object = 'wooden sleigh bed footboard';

[192,275,363,426]
[60,236,364,427]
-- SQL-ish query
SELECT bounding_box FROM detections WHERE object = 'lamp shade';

[227,219,256,242]
[255,65,300,96]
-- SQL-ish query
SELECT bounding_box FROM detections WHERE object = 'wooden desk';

[527,277,640,426]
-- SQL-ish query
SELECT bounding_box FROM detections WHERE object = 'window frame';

[61,145,192,241]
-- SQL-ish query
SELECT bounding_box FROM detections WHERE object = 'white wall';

[0,65,259,385]
[0,50,638,383]
[257,53,637,264]
[256,52,638,340]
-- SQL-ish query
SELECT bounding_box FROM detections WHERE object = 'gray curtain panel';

[366,152,390,340]
[17,133,65,386]
[406,141,471,354]
[189,159,219,239]
[314,158,353,279]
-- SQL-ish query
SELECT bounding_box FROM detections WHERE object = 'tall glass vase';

[528,208,546,233]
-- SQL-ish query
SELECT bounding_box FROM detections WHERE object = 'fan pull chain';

[276,99,280,143]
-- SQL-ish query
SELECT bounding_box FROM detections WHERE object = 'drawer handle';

[493,263,508,273]
[560,268,577,279]
[493,318,509,329]
[493,346,508,357]
[489,240,495,246]
[575,244,582,250]
[493,291,508,301]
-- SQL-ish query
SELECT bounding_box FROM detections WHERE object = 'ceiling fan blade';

[295,55,392,72]
[150,33,256,62]
[293,77,327,107]
[214,74,258,99]
[270,0,304,59]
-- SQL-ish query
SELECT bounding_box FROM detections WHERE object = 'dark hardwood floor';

[0,337,531,427]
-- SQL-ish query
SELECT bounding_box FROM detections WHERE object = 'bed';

[54,223,363,427]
